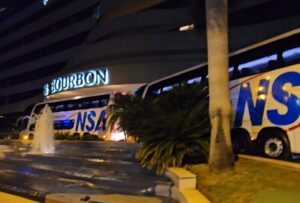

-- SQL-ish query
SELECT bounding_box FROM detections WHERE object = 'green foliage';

[54,131,68,140]
[109,83,210,174]
[68,132,80,140]
[54,131,103,141]
[80,132,99,141]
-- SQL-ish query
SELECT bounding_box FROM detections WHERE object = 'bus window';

[67,102,76,111]
[29,123,35,131]
[100,98,109,106]
[187,77,201,84]
[54,120,74,130]
[18,117,29,131]
[78,101,90,109]
[23,104,35,116]
[283,47,300,65]
[153,88,161,95]
[143,86,161,100]
[238,54,277,74]
[49,104,55,111]
[162,85,173,92]
[241,67,255,77]
[135,84,147,99]
[91,100,101,108]
[55,104,65,112]
[33,104,45,114]
[101,96,109,105]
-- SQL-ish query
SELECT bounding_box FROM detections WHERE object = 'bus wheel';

[260,130,291,160]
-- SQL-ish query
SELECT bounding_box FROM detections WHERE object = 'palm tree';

[205,0,234,171]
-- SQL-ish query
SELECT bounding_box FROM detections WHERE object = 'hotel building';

[0,0,299,118]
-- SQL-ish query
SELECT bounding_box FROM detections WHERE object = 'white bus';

[139,28,300,160]
[19,92,130,141]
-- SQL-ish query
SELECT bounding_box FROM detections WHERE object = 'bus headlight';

[110,131,126,141]
[21,134,29,140]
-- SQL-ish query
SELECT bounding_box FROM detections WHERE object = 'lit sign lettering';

[44,69,109,97]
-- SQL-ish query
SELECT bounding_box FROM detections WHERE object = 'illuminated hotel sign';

[43,69,109,97]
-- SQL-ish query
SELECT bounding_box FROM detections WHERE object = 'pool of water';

[0,141,173,202]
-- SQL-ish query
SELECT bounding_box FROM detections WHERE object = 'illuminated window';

[153,89,161,95]
[179,24,194,32]
[78,101,90,109]
[67,103,75,110]
[101,99,109,106]
[55,104,65,111]
[187,77,201,84]
[283,47,300,63]
[238,54,277,71]
[91,100,100,107]
[163,85,173,92]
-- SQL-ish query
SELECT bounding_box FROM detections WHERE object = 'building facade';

[0,0,300,117]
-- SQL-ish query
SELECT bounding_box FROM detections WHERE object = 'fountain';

[0,106,173,202]
[31,104,55,154]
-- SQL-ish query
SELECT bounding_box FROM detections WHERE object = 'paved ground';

[0,141,175,203]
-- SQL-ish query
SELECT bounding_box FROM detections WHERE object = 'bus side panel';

[230,76,263,140]
[230,64,300,154]
[53,107,108,136]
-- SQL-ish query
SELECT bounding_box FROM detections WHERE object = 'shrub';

[72,132,81,140]
[89,133,99,141]
[54,132,67,140]
[81,132,90,141]
[67,132,80,140]
[80,132,99,141]
[54,131,101,141]
[109,83,210,174]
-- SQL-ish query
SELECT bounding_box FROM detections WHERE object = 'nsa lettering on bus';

[75,110,107,132]
[43,69,109,96]
[234,71,300,127]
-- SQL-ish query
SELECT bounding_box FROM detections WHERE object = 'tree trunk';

[205,0,234,172]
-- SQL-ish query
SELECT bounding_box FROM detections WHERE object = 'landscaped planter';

[188,156,300,203]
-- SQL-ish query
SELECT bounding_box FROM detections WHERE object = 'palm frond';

[108,83,210,174]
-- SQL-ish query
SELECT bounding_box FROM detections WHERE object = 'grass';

[188,158,300,203]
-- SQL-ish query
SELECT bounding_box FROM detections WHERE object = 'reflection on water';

[0,141,171,202]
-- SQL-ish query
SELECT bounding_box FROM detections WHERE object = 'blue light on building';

[43,0,49,6]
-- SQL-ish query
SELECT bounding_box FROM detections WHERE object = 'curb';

[239,154,300,171]
[0,149,14,159]
[45,193,164,203]
[165,167,210,203]
[0,192,39,203]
